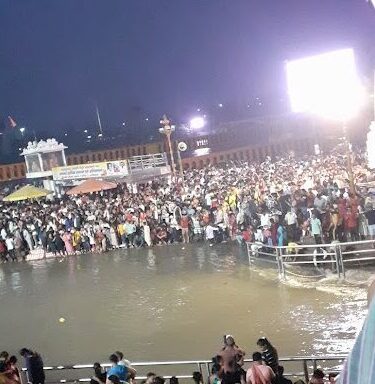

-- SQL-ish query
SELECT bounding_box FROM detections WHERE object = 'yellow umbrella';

[3,185,52,202]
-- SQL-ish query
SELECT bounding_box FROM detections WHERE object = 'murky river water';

[0,243,369,366]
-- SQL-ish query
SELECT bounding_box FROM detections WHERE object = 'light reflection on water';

[0,243,369,365]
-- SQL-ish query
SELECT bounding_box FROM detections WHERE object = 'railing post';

[312,359,317,371]
[197,362,204,383]
[205,362,210,384]
[278,247,286,280]
[339,244,346,279]
[247,243,252,267]
[334,244,341,278]
[275,247,281,277]
[303,359,309,384]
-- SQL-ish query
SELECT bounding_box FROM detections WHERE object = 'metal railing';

[21,355,346,384]
[247,239,375,279]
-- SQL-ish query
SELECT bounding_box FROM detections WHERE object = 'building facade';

[0,114,338,182]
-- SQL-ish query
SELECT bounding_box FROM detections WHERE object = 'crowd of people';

[0,341,337,384]
[0,150,374,262]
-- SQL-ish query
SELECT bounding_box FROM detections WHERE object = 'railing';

[247,239,375,279]
[21,356,346,384]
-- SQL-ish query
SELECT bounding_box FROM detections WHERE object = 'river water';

[0,243,370,366]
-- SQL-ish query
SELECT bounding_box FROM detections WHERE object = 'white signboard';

[52,160,128,181]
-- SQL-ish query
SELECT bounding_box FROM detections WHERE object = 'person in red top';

[180,214,190,243]
[270,218,278,246]
[344,208,358,241]
[242,228,251,243]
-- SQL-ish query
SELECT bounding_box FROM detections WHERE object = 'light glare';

[190,117,205,129]
[286,48,365,120]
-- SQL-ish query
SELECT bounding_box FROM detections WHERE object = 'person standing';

[5,235,16,262]
[364,203,375,243]
[22,228,34,252]
[256,338,279,374]
[205,223,218,245]
[217,335,245,384]
[180,214,190,244]
[310,213,323,244]
[284,209,298,242]
[19,348,45,384]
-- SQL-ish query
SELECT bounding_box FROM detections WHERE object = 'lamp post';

[342,123,356,194]
[159,114,176,175]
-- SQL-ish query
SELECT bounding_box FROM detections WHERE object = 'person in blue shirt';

[107,354,128,382]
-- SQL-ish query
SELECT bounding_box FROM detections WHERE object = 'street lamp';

[286,48,365,194]
[19,127,25,136]
[159,114,176,174]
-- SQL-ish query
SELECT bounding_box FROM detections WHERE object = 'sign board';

[52,160,129,181]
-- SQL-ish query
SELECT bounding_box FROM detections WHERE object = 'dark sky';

[0,0,374,135]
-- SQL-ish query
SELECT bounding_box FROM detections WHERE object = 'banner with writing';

[52,160,129,180]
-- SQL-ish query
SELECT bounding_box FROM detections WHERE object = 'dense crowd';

[0,339,338,384]
[0,151,374,261]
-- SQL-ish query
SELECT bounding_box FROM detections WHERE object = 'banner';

[52,160,129,181]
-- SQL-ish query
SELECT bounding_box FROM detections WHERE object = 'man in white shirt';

[285,209,298,242]
[5,236,16,261]
[205,223,218,245]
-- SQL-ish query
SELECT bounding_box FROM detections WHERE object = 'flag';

[8,115,17,128]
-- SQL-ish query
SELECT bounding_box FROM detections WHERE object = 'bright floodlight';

[190,116,205,129]
[286,48,365,120]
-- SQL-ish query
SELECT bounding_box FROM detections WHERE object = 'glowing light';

[84,129,88,133]
[98,133,103,137]
[218,103,223,108]
[122,122,126,126]
[19,127,25,133]
[87,135,92,139]
[145,118,149,121]
[286,48,365,120]
[190,117,205,129]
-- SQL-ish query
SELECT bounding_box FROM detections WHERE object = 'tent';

[3,185,52,202]
[66,179,117,195]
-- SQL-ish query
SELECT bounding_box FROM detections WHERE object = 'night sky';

[0,0,374,137]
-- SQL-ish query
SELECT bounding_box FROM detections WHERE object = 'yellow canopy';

[3,185,52,202]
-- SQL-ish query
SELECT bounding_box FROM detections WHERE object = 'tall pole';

[159,114,176,175]
[166,131,176,174]
[96,104,103,135]
[342,122,355,195]
[176,144,183,177]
